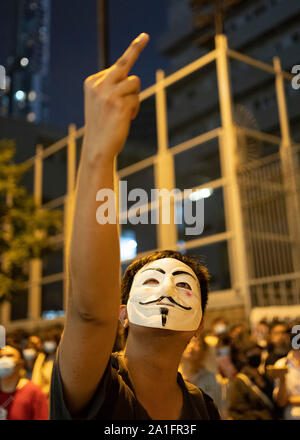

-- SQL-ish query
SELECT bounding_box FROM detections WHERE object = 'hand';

[83,33,150,163]
[266,365,288,380]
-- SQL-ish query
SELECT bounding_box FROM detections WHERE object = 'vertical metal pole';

[64,124,77,311]
[67,124,77,195]
[154,69,177,249]
[274,56,300,273]
[97,0,109,70]
[0,302,10,326]
[215,34,251,316]
[28,144,43,320]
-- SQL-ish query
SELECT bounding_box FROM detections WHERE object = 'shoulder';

[228,374,248,392]
[184,379,221,420]
[201,390,221,420]
[18,380,45,396]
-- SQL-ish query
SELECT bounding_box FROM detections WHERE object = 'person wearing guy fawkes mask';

[31,328,61,397]
[227,336,279,420]
[48,33,221,421]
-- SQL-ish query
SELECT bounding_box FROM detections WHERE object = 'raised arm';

[57,33,149,414]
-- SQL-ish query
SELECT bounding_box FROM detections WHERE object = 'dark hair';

[121,249,210,315]
[258,320,269,327]
[40,328,62,344]
[230,333,261,371]
[234,333,261,355]
[4,340,24,360]
[212,316,228,326]
[269,320,288,333]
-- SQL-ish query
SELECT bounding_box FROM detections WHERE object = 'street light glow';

[15,90,26,101]
[189,188,214,201]
[20,57,29,67]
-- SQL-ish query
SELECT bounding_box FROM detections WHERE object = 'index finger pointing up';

[109,33,150,82]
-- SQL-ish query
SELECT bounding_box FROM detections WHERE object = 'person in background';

[203,317,230,373]
[211,317,229,338]
[251,320,270,349]
[227,336,278,420]
[23,335,43,380]
[180,333,224,416]
[272,321,300,420]
[216,334,237,380]
[229,323,244,341]
[6,330,29,351]
[32,328,62,397]
[251,321,270,373]
[0,342,48,420]
[265,321,290,367]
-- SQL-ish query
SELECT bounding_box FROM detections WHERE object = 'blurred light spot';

[15,90,25,101]
[189,188,214,201]
[28,91,36,101]
[120,232,137,262]
[27,112,36,122]
[20,57,29,67]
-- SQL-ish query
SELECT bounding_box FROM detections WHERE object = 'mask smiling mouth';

[139,296,192,311]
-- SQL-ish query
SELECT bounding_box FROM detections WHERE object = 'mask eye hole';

[176,282,191,290]
[143,278,159,286]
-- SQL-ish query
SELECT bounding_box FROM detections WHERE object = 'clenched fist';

[82,33,150,164]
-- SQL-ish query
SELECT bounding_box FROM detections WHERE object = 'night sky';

[0,0,170,130]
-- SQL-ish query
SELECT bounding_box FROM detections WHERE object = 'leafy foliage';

[0,139,62,303]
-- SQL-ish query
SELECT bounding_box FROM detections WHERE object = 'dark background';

[0,0,170,129]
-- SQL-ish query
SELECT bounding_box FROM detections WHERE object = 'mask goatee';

[160,307,169,327]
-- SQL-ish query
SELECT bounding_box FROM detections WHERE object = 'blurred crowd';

[0,325,62,420]
[179,317,300,420]
[1,317,300,420]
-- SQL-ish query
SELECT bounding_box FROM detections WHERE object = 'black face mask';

[246,354,261,368]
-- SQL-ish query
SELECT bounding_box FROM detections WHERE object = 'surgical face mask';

[0,357,16,378]
[217,346,231,357]
[23,348,37,361]
[43,341,57,354]
[127,258,202,331]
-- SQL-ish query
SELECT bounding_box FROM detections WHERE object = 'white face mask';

[23,348,37,361]
[127,258,202,331]
[0,357,16,378]
[214,324,228,335]
[43,341,57,354]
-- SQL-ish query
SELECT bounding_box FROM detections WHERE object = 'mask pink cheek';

[185,291,192,297]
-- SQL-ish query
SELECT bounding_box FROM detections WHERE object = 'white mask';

[23,348,37,361]
[43,341,57,354]
[127,258,202,331]
[214,324,228,335]
[0,357,16,378]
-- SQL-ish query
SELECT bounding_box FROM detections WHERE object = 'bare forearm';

[274,379,289,407]
[69,142,120,322]
[65,34,148,323]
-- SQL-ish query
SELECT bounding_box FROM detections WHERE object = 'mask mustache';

[139,295,192,311]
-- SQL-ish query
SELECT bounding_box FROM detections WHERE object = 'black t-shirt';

[50,352,221,420]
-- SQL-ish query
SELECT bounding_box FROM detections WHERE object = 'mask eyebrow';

[140,268,166,274]
[172,270,197,280]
